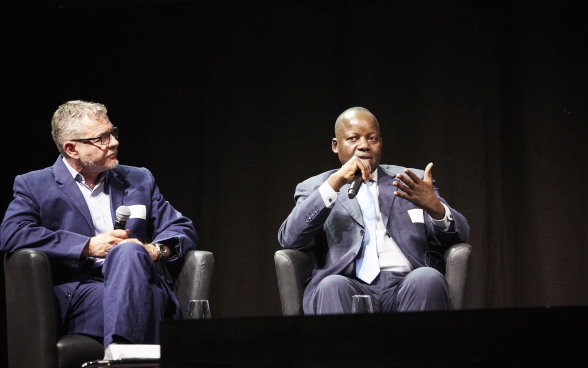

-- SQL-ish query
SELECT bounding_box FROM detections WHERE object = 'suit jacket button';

[360,230,364,236]
[65,293,71,299]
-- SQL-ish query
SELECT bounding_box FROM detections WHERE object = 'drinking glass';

[351,295,374,314]
[188,299,211,319]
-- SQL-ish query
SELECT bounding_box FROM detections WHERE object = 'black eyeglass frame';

[71,127,118,146]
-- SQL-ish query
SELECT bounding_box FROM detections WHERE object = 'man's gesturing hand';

[393,162,445,220]
[328,156,373,192]
[82,229,129,258]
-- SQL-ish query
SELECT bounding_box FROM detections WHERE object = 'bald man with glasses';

[0,100,198,359]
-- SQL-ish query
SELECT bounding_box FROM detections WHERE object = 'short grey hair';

[51,100,108,157]
[334,106,379,137]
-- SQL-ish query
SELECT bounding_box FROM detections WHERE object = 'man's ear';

[332,138,338,154]
[63,141,79,159]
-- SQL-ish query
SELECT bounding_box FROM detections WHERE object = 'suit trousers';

[64,243,178,347]
[308,267,448,315]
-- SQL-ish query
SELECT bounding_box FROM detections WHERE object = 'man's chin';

[81,160,119,172]
[105,160,119,170]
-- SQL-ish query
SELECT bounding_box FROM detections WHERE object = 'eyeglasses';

[71,127,118,146]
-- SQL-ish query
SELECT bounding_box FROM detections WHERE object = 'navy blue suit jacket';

[278,165,469,314]
[0,156,198,322]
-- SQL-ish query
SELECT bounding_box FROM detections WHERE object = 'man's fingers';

[110,229,129,239]
[395,173,414,188]
[347,157,372,182]
[403,169,422,183]
[424,162,434,181]
[361,161,372,182]
[393,180,411,192]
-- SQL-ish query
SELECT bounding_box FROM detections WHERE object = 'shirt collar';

[371,168,378,182]
[61,156,108,185]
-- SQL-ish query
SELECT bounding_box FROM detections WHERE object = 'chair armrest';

[274,249,314,316]
[4,249,58,368]
[444,243,472,310]
[174,250,214,319]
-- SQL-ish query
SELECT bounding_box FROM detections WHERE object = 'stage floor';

[161,306,586,367]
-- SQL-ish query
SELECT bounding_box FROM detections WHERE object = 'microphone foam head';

[115,205,131,221]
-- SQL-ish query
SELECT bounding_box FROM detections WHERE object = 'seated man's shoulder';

[299,169,339,187]
[17,166,57,183]
[111,165,154,182]
[112,164,135,175]
[379,164,425,179]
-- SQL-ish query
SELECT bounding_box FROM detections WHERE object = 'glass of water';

[188,299,211,319]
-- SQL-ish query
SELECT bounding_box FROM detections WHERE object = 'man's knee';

[406,267,447,290]
[106,242,149,263]
[311,275,358,315]
[103,242,152,277]
[316,275,355,294]
[395,267,448,311]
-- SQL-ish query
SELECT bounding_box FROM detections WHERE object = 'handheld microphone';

[114,205,131,230]
[348,170,363,199]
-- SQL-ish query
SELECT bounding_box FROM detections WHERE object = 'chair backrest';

[444,243,472,310]
[4,250,59,368]
[274,243,472,315]
[274,249,314,315]
[170,250,215,319]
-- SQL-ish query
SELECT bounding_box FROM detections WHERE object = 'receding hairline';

[334,107,379,137]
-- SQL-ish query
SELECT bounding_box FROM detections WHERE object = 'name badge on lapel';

[407,208,424,223]
[127,205,147,220]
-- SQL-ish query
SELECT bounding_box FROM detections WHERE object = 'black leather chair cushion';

[57,335,103,368]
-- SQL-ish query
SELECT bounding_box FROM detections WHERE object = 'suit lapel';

[53,157,94,231]
[377,167,394,228]
[338,183,364,228]
[378,166,409,228]
[108,169,125,223]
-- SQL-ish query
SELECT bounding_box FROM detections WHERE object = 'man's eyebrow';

[98,127,114,135]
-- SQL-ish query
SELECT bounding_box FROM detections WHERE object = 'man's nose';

[357,137,370,150]
[109,135,119,148]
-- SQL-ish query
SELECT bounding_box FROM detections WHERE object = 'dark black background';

[2,0,587,364]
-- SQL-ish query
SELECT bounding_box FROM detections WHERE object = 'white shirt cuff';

[319,180,338,208]
[429,203,453,231]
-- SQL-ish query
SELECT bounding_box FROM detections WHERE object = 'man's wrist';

[427,200,446,220]
[152,242,167,261]
[429,203,454,231]
[327,172,346,192]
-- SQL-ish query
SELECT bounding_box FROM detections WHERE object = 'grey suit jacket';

[278,165,469,313]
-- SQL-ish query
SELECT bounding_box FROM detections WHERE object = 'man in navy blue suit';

[278,107,469,315]
[0,100,198,356]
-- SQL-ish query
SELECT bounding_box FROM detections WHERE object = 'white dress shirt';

[63,157,113,266]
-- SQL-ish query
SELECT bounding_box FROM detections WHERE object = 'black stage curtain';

[2,0,586,361]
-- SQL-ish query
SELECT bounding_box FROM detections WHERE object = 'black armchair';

[4,249,214,368]
[274,243,472,315]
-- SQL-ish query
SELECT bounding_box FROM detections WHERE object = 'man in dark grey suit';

[278,107,469,315]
